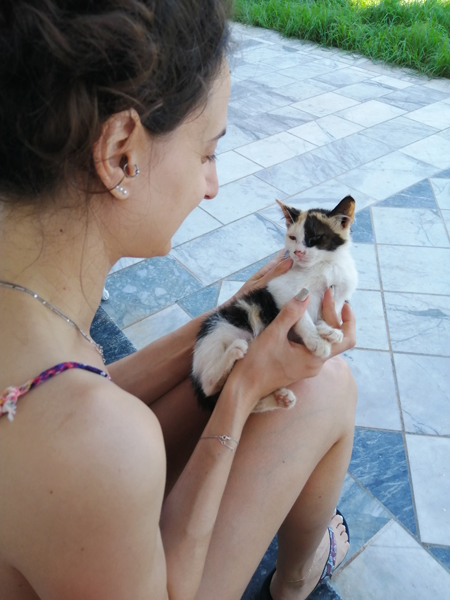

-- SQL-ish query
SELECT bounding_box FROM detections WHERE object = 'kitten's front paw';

[316,323,344,344]
[274,388,296,409]
[309,338,332,359]
[226,339,249,363]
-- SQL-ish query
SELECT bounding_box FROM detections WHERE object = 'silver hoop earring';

[115,185,128,196]
[123,163,140,178]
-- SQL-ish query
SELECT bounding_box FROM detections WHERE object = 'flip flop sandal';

[256,510,350,600]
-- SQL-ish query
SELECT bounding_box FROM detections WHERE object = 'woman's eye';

[206,153,217,163]
[288,235,296,241]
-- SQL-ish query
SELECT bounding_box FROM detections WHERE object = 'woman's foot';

[270,513,350,600]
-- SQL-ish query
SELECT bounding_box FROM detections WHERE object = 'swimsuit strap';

[0,362,111,422]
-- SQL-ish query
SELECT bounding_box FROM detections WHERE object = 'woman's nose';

[204,167,219,200]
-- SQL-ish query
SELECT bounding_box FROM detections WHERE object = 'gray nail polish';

[295,288,309,302]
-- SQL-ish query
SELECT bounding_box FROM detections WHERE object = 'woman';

[0,2,357,599]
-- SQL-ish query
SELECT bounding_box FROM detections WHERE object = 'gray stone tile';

[241,46,286,65]
[336,100,406,127]
[406,101,450,130]
[249,71,297,89]
[361,116,438,150]
[171,214,285,285]
[406,435,450,546]
[430,178,450,209]
[232,112,292,138]
[310,133,392,172]
[384,292,450,356]
[229,61,276,81]
[109,257,144,275]
[352,243,380,290]
[266,105,316,129]
[351,208,374,243]
[229,88,294,116]
[336,80,395,101]
[344,349,401,430]
[428,546,450,574]
[313,67,374,87]
[394,353,450,436]
[260,51,316,70]
[255,152,345,196]
[380,85,450,111]
[336,151,439,201]
[288,180,375,212]
[443,210,450,230]
[201,175,286,224]
[288,115,364,147]
[178,284,220,318]
[292,92,360,118]
[352,289,389,350]
[423,78,450,93]
[216,150,262,185]
[378,246,450,294]
[370,75,414,90]
[279,62,344,82]
[216,123,261,154]
[90,306,136,365]
[372,207,449,247]
[333,521,450,599]
[104,256,202,328]
[433,167,450,178]
[275,78,336,102]
[401,133,450,170]
[217,281,243,305]
[123,303,191,349]
[235,132,316,168]
[225,254,278,282]
[375,179,437,209]
[171,207,222,247]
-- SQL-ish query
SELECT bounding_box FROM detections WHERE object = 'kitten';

[191,196,358,413]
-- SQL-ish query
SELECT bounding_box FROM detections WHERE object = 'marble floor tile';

[361,115,438,150]
[352,243,380,290]
[249,71,297,89]
[288,115,364,147]
[443,210,450,230]
[225,254,279,282]
[344,349,401,430]
[201,175,286,224]
[400,133,450,170]
[310,133,392,172]
[349,428,417,534]
[266,106,316,129]
[429,546,450,573]
[217,281,243,305]
[229,61,276,81]
[216,123,261,154]
[335,80,395,101]
[371,75,413,90]
[123,303,191,349]
[292,92,360,118]
[372,207,450,247]
[336,151,439,201]
[229,88,294,116]
[430,178,450,209]
[235,132,316,168]
[313,66,374,87]
[216,150,262,186]
[171,207,222,247]
[384,292,450,356]
[240,46,286,65]
[335,100,406,127]
[352,289,389,350]
[90,306,136,365]
[104,256,202,328]
[171,214,285,285]
[406,101,450,130]
[375,179,437,209]
[333,521,450,599]
[406,435,450,546]
[378,246,450,294]
[278,62,343,82]
[380,85,449,112]
[434,167,450,178]
[423,78,450,93]
[178,284,220,318]
[394,353,450,436]
[232,111,291,138]
[109,257,145,275]
[260,51,315,70]
[351,208,374,243]
[275,79,336,102]
[289,180,375,212]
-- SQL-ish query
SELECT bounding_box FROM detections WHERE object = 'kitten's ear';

[276,199,301,227]
[328,196,355,229]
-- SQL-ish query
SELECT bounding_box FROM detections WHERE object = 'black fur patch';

[304,214,345,251]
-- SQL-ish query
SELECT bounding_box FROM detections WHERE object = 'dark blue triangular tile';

[428,546,450,574]
[178,284,220,317]
[376,179,437,208]
[349,428,417,536]
[351,207,373,243]
[433,168,450,179]
[90,306,136,365]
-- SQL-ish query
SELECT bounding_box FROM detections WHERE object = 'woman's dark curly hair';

[0,0,230,203]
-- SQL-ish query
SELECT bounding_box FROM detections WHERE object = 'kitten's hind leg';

[253,388,296,413]
[316,319,344,344]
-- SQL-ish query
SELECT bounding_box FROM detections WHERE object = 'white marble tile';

[344,349,401,430]
[313,66,374,87]
[201,175,286,224]
[423,78,450,93]
[279,62,344,82]
[400,133,450,170]
[378,246,450,294]
[384,292,450,356]
[352,289,389,350]
[292,92,360,117]
[123,303,191,349]
[249,71,297,89]
[336,80,395,101]
[406,101,450,130]
[229,61,275,80]
[267,106,316,129]
[216,124,261,154]
[430,178,450,209]
[353,243,380,290]
[216,281,243,306]
[336,100,406,127]
[371,75,413,90]
[310,133,392,171]
[275,79,336,102]
[333,520,450,599]
[229,90,293,117]
[372,207,450,247]
[361,116,438,149]
[289,179,375,211]
[336,152,439,201]
[216,151,262,186]
[109,257,145,275]
[171,207,222,247]
[406,435,450,545]
[394,354,450,435]
[240,46,286,64]
[235,132,316,168]
[171,214,285,285]
[288,115,364,147]
[260,51,314,70]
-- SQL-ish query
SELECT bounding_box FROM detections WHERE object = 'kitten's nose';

[295,250,306,258]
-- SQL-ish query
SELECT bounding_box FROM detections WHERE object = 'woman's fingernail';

[344,300,351,306]
[295,288,309,302]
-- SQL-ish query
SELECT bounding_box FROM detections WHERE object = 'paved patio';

[92,22,450,599]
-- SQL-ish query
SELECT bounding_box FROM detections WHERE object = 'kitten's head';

[277,196,355,268]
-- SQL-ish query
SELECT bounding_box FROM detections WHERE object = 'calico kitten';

[191,196,358,413]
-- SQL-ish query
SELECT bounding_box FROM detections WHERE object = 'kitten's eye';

[311,235,323,244]
[288,235,296,241]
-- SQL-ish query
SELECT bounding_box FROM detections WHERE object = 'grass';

[233,0,450,78]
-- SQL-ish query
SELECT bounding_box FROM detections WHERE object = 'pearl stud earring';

[115,185,128,196]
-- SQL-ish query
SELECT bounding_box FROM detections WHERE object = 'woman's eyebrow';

[208,128,226,142]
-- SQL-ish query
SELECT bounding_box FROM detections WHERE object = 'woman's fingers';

[321,288,341,328]
[330,301,356,356]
